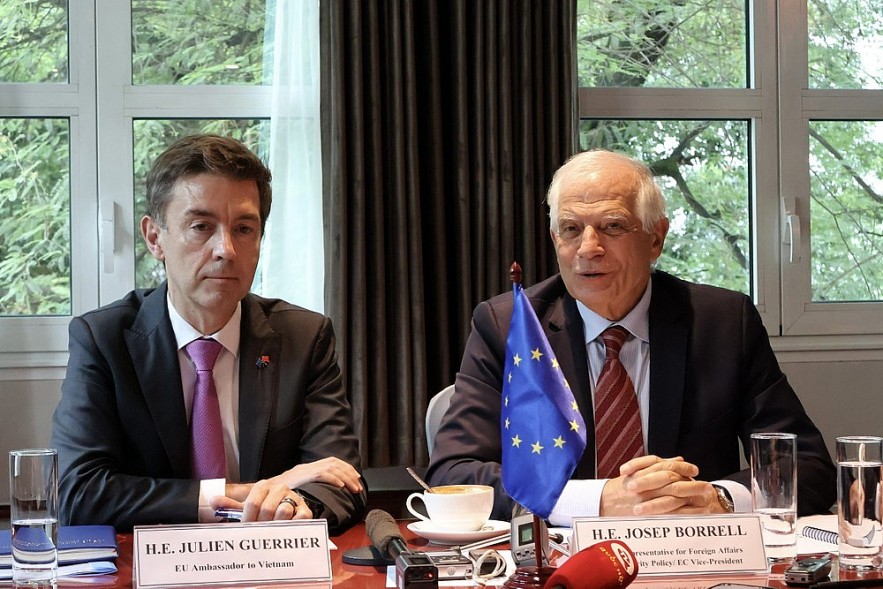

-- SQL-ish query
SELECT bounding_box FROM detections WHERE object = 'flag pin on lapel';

[256,355,270,369]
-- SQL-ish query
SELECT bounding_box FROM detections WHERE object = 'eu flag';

[501,281,587,519]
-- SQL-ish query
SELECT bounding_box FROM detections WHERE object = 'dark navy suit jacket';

[51,283,366,532]
[427,272,835,520]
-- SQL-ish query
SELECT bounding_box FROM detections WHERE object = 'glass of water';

[836,436,883,570]
[9,448,58,587]
[750,432,797,563]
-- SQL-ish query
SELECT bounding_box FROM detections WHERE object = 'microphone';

[543,540,639,589]
[342,509,410,567]
[366,510,439,588]
[366,509,409,561]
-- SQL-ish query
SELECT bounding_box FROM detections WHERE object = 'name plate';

[571,515,768,576]
[132,519,332,587]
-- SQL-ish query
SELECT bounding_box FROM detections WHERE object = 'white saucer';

[406,519,509,545]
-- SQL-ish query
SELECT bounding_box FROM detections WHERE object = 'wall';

[1,378,62,505]
[1,359,881,504]
[782,359,883,457]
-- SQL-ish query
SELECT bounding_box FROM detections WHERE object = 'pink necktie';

[187,338,226,479]
[594,326,645,478]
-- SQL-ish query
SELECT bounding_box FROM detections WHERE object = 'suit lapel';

[237,295,281,482]
[124,283,191,477]
[647,273,688,457]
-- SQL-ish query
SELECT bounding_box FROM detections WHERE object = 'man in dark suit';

[51,134,366,532]
[426,150,835,525]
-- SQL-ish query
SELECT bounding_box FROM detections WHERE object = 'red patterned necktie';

[187,338,226,479]
[594,326,645,478]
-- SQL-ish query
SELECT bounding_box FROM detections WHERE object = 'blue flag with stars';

[501,281,587,519]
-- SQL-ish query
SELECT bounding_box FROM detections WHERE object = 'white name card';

[132,519,332,588]
[571,514,768,576]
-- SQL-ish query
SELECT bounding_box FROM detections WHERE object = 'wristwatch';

[713,485,735,513]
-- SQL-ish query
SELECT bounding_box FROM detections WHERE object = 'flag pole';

[532,515,544,569]
[510,260,539,569]
[501,261,556,589]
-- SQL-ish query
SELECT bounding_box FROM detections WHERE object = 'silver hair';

[546,150,666,233]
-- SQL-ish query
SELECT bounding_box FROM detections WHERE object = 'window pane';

[131,0,271,86]
[810,121,883,302]
[0,118,71,316]
[576,0,747,89]
[808,1,883,90]
[132,119,271,290]
[0,1,67,83]
[580,119,751,294]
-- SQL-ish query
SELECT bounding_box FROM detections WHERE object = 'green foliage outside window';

[131,0,270,85]
[0,0,69,316]
[0,119,71,316]
[0,0,67,84]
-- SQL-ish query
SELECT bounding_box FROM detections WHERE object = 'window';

[0,0,322,366]
[577,0,883,340]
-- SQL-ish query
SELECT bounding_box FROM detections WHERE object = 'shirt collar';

[167,292,241,358]
[575,279,652,345]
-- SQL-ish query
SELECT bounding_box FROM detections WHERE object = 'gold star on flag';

[569,419,581,432]
[511,434,522,448]
[571,400,578,411]
[508,371,513,383]
[504,395,509,407]
[531,348,543,361]
[553,436,566,448]
[505,417,510,429]
[531,441,544,454]
[551,358,560,369]
[513,354,522,366]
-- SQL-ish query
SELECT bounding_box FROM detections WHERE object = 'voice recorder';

[510,513,550,566]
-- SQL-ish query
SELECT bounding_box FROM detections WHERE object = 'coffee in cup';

[406,484,493,531]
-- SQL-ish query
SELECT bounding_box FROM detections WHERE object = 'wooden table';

[9,522,883,588]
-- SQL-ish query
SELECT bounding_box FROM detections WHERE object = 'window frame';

[577,0,883,357]
[578,1,781,334]
[0,0,275,373]
[96,0,272,305]
[778,0,883,337]
[0,3,97,369]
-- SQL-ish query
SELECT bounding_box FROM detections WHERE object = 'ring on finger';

[279,496,298,510]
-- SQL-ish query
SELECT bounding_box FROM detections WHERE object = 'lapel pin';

[256,355,270,369]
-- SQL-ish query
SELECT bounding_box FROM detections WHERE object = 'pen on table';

[215,508,244,521]
[459,533,511,551]
[458,531,566,553]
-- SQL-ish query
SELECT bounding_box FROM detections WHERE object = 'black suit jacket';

[51,283,366,532]
[426,272,835,520]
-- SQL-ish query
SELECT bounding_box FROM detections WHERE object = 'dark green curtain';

[320,0,577,468]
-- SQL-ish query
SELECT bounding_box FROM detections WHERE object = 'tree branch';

[809,127,882,204]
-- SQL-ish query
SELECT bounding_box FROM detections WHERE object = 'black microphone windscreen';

[366,509,405,556]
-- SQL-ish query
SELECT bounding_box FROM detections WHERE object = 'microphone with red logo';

[543,540,639,589]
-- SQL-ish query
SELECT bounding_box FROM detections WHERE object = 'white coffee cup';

[406,484,494,531]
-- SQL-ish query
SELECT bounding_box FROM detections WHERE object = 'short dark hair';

[145,134,272,233]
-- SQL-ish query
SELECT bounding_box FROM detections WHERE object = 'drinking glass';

[9,448,58,587]
[750,432,797,563]
[836,436,883,570]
